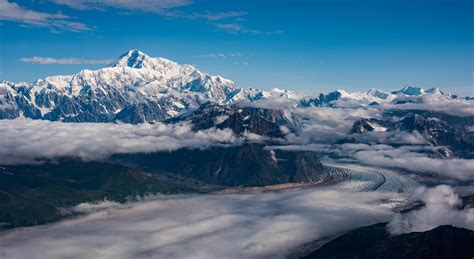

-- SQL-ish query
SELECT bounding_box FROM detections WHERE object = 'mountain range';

[1,50,470,123]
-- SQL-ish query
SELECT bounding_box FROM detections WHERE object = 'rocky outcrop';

[303,223,474,259]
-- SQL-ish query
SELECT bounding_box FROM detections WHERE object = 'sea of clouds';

[0,185,472,259]
[0,187,398,259]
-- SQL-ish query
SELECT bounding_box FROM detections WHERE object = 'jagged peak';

[114,49,149,68]
[392,86,425,96]
[425,87,444,95]
[109,49,177,70]
[366,88,390,99]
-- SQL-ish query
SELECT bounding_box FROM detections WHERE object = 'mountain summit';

[392,86,425,96]
[111,49,153,68]
[109,49,182,73]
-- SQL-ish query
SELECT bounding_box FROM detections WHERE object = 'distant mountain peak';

[392,86,425,96]
[425,87,444,95]
[366,88,390,99]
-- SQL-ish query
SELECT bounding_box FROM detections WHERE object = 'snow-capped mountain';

[297,86,465,109]
[0,50,470,123]
[391,86,445,96]
[0,50,265,123]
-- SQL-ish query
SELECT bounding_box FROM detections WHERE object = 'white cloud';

[196,53,247,58]
[352,146,474,180]
[46,0,278,36]
[50,0,246,22]
[0,0,251,34]
[213,22,284,35]
[0,0,91,32]
[18,57,113,65]
[0,118,237,165]
[165,10,247,21]
[287,106,380,144]
[382,94,474,117]
[388,185,474,234]
[50,0,192,12]
[48,0,278,36]
[0,187,397,259]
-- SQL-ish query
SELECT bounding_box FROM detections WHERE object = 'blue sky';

[0,0,473,95]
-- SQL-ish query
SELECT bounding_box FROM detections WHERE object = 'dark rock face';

[114,144,326,187]
[216,109,286,138]
[393,114,473,156]
[350,113,473,158]
[350,118,383,134]
[299,91,342,107]
[114,102,169,124]
[167,102,299,138]
[303,223,474,259]
[238,106,300,128]
[384,109,474,129]
[393,114,452,143]
[165,102,233,130]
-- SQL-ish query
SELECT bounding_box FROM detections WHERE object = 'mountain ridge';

[1,50,470,123]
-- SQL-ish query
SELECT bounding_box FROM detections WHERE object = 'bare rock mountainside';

[303,223,474,259]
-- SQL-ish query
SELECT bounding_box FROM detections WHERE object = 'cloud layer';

[0,119,236,164]
[388,185,474,234]
[352,145,474,180]
[382,94,474,117]
[0,187,397,259]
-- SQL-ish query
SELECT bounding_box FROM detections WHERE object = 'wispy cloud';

[388,185,474,234]
[49,0,279,35]
[214,23,284,35]
[234,61,249,66]
[195,53,253,66]
[351,145,474,180]
[18,56,113,65]
[49,0,191,12]
[50,0,245,22]
[164,10,247,21]
[1,0,280,35]
[0,0,91,32]
[196,53,250,58]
